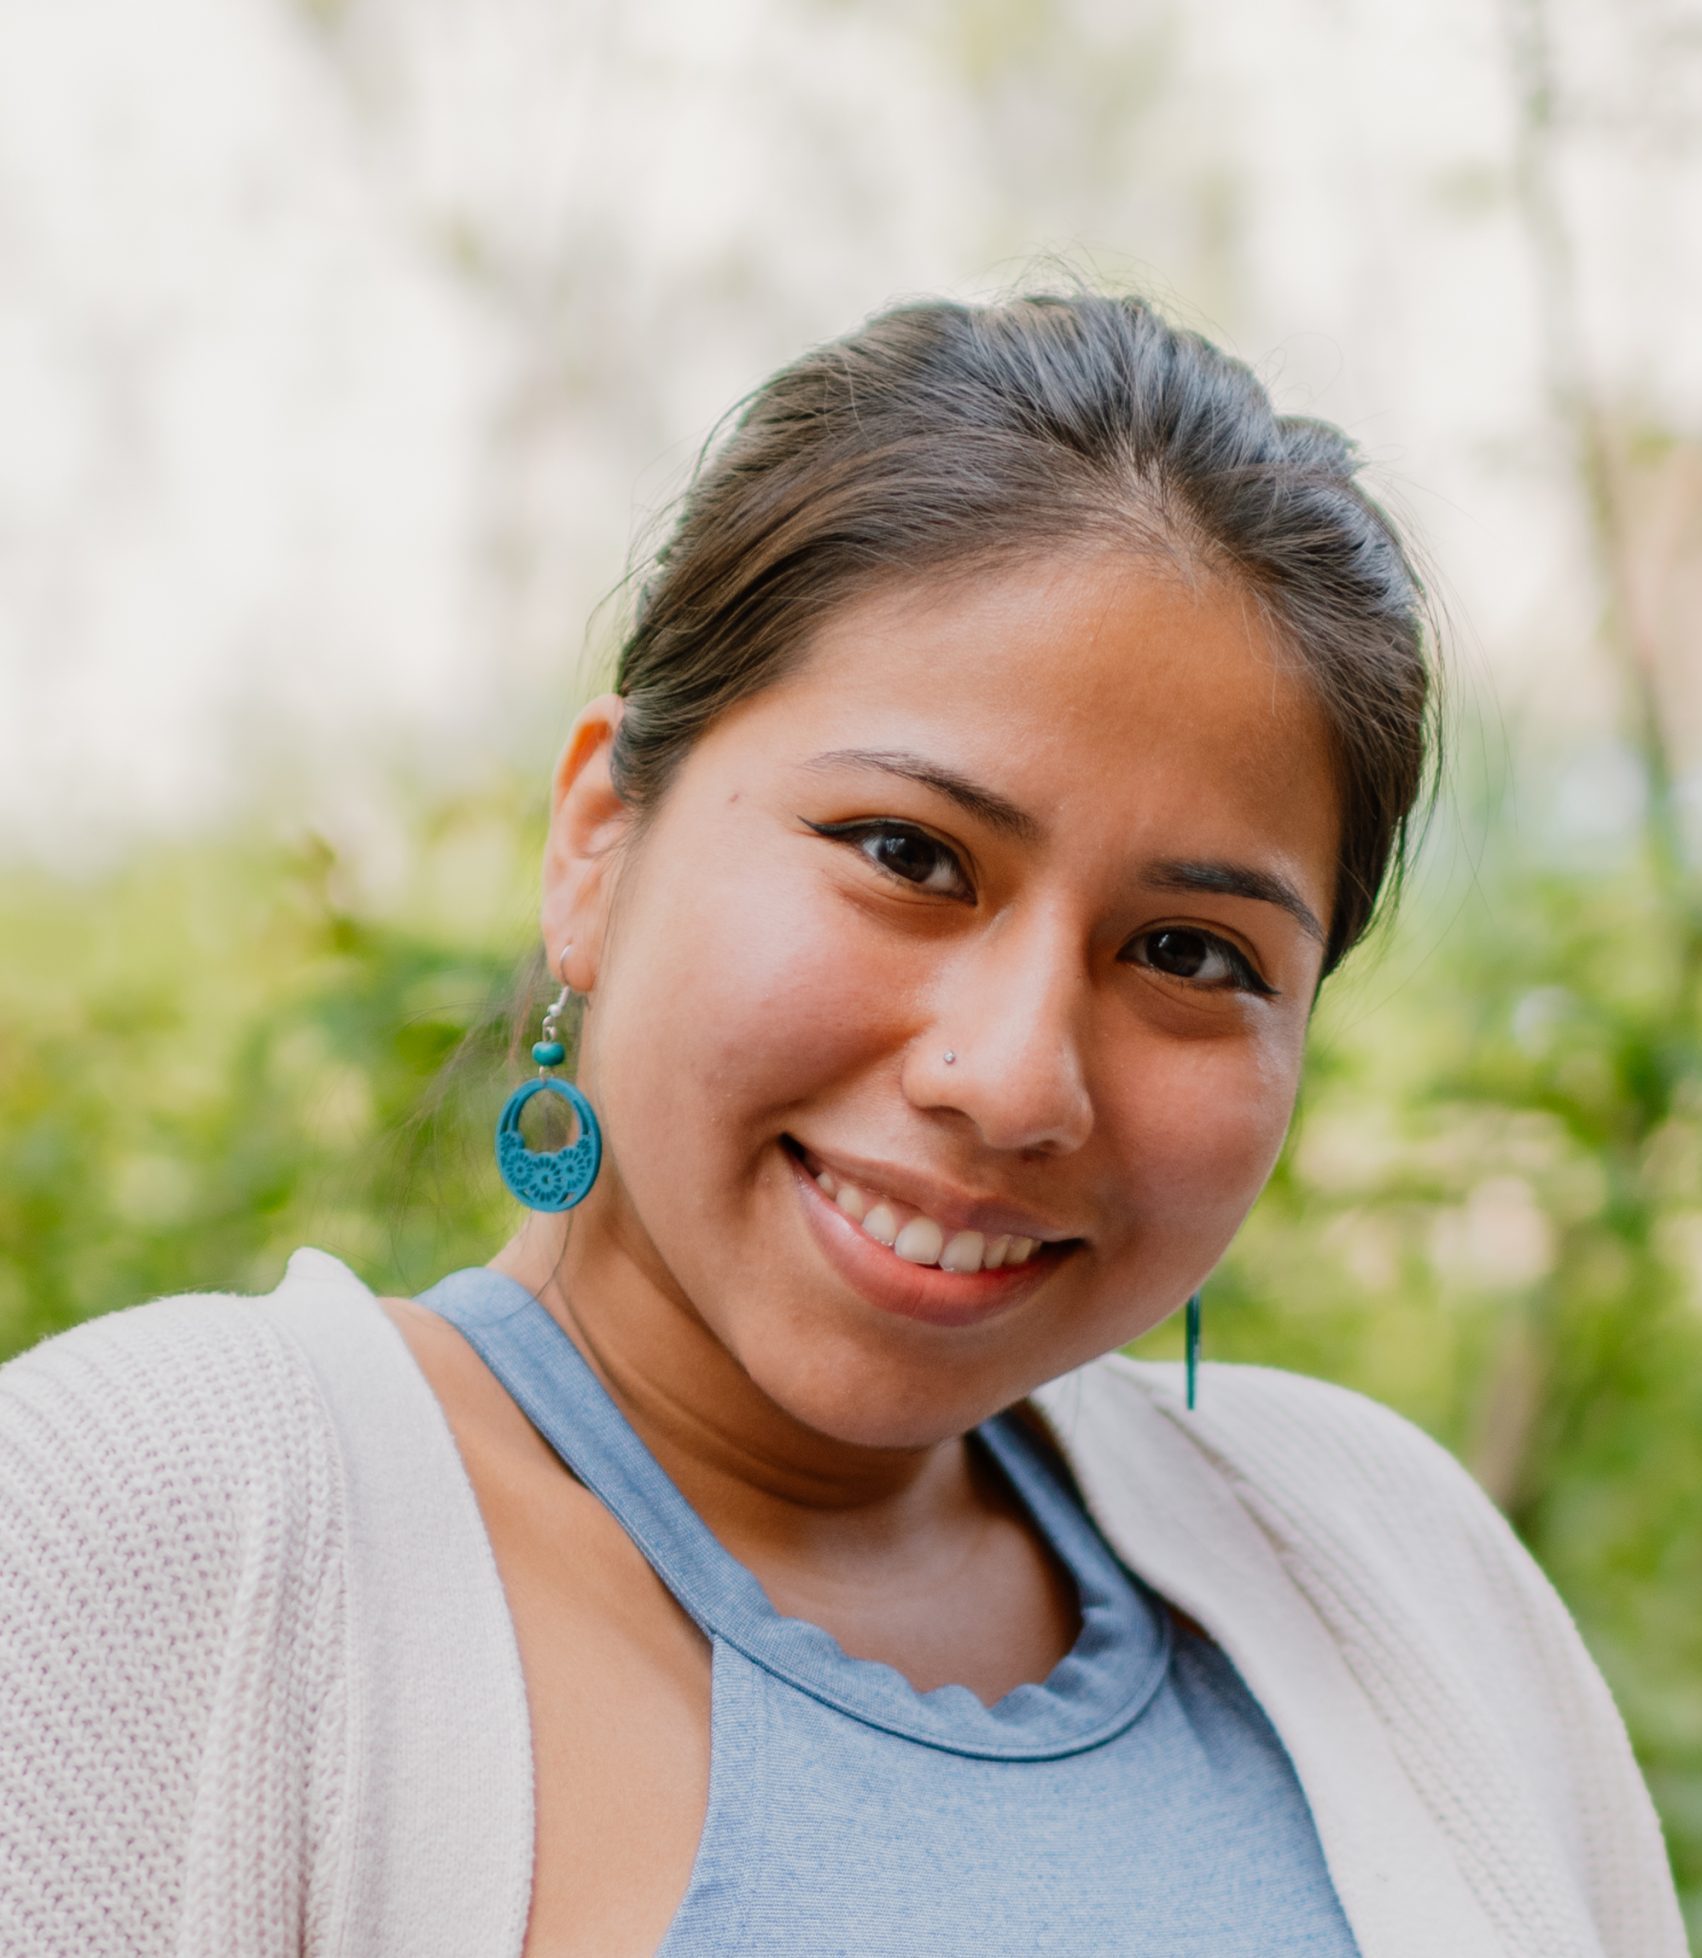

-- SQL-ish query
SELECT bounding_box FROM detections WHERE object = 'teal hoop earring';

[1185,1291,1203,1411]
[495,957,603,1213]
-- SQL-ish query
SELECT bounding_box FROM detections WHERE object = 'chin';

[728,1314,1025,1452]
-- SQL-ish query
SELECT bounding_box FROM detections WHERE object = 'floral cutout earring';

[494,948,604,1212]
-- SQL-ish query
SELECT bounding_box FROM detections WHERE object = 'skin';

[383,547,1342,1955]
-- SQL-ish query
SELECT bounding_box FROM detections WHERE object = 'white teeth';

[862,1201,900,1246]
[809,1158,1051,1273]
[939,1230,985,1273]
[893,1217,945,1265]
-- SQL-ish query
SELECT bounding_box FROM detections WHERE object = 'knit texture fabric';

[0,1248,1687,1957]
[1031,1361,1689,1958]
[0,1295,351,1956]
[0,1250,534,1958]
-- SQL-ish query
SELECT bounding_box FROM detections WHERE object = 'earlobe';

[540,692,631,991]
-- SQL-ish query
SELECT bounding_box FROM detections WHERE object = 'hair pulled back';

[612,292,1434,976]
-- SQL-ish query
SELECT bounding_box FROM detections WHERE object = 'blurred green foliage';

[0,789,541,1341]
[1,764,1698,1937]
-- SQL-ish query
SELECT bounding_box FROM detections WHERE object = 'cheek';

[1104,1017,1305,1235]
[588,830,910,1160]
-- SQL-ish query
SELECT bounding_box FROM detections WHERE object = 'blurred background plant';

[1,0,1699,1939]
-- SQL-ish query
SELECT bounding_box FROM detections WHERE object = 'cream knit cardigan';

[0,1248,1685,1958]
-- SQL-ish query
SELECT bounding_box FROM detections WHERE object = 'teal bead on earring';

[1185,1291,1203,1411]
[495,965,603,1213]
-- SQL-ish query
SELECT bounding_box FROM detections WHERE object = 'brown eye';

[1149,929,1215,979]
[871,830,951,886]
[809,819,973,900]
[1126,927,1273,996]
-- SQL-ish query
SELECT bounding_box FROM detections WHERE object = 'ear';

[539,692,633,993]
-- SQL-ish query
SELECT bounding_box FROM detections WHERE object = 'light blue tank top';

[417,1268,1359,1955]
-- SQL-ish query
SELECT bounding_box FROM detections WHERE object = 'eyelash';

[807,819,974,899]
[1125,928,1276,998]
[808,818,1277,998]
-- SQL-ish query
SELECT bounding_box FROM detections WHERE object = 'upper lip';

[792,1138,1084,1245]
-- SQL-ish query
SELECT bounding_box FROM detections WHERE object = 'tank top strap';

[414,1265,753,1642]
[973,1409,1135,1605]
[414,1266,1170,1759]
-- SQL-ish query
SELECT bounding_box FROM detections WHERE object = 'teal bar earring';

[1185,1291,1203,1411]
[495,950,603,1213]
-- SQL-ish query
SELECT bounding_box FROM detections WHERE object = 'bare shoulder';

[375,1300,714,1956]
[372,1291,698,1647]
[378,1293,536,1458]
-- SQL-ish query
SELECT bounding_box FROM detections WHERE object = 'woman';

[0,293,1684,1957]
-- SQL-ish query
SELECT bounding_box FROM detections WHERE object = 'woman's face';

[550,550,1340,1449]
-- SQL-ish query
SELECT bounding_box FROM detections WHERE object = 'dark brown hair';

[611,290,1435,977]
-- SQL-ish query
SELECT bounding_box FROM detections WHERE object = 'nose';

[908,917,1095,1155]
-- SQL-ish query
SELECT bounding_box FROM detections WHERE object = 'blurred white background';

[2,0,1698,867]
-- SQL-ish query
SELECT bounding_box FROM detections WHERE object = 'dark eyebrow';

[801,751,1324,940]
[802,747,1043,843]
[1147,859,1327,945]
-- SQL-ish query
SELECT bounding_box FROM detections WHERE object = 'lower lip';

[786,1147,1062,1329]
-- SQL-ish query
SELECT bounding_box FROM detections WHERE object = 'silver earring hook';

[539,944,575,1058]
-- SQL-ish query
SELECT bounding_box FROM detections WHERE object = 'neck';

[491,1208,981,1570]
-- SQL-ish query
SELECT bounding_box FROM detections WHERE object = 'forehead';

[731,551,1339,889]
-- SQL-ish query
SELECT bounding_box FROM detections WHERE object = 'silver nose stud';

[942,1050,957,1065]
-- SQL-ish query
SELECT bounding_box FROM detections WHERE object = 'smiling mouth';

[781,1138,1076,1277]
